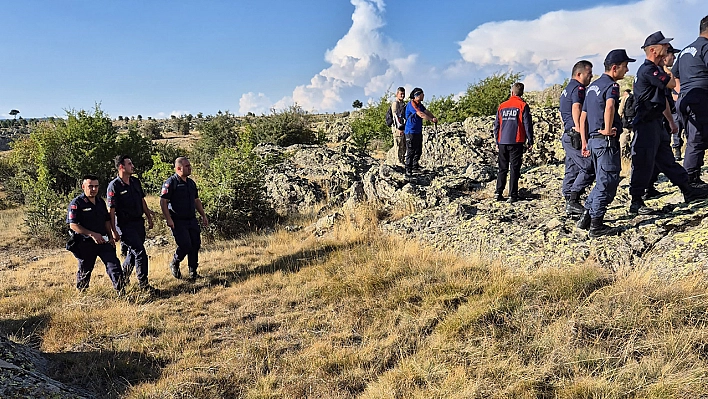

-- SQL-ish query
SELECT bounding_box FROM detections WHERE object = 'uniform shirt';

[672,37,708,95]
[582,74,622,135]
[404,101,427,134]
[559,79,586,131]
[633,59,671,124]
[107,176,145,226]
[66,193,110,236]
[493,95,534,145]
[160,174,198,220]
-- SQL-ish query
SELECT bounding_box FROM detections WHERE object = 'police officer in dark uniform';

[107,155,155,291]
[160,157,208,280]
[67,175,125,293]
[672,16,708,188]
[576,50,634,237]
[629,31,708,215]
[559,60,595,216]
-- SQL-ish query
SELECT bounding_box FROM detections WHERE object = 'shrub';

[192,111,241,167]
[456,72,522,118]
[247,105,317,147]
[140,120,163,140]
[349,94,391,150]
[426,94,460,123]
[199,140,277,238]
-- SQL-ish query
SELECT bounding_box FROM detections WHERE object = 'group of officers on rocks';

[554,17,708,237]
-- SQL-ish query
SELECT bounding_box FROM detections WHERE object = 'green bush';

[427,94,460,123]
[349,94,391,150]
[192,111,241,167]
[457,72,522,118]
[141,142,183,194]
[140,120,163,140]
[199,140,277,238]
[247,105,317,147]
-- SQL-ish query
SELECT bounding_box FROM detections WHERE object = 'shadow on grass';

[155,241,355,298]
[46,350,165,399]
[0,314,51,349]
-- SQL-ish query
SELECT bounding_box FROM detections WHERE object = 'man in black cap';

[559,60,595,217]
[672,16,708,188]
[628,31,708,215]
[575,49,633,237]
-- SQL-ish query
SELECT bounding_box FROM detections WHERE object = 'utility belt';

[589,132,620,146]
[564,128,582,150]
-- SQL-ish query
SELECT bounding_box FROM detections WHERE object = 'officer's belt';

[589,132,619,141]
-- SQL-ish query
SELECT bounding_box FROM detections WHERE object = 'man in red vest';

[493,82,534,203]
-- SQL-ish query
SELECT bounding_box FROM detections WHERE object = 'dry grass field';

[2,203,708,398]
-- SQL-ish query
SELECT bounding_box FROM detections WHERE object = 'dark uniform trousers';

[75,238,123,291]
[496,143,524,197]
[648,121,678,187]
[404,133,423,171]
[171,217,201,271]
[561,132,595,198]
[584,136,621,219]
[629,118,689,197]
[119,220,148,284]
[680,95,708,176]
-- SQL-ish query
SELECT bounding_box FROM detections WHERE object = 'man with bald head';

[160,157,208,280]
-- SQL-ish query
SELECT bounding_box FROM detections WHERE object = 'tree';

[9,110,19,119]
[137,114,143,121]
[118,116,124,121]
[197,112,203,119]
[352,100,363,109]
[456,72,523,118]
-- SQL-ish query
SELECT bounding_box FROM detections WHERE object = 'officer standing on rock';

[160,157,208,280]
[576,50,633,237]
[628,31,708,216]
[67,175,125,293]
[673,16,708,189]
[559,60,595,217]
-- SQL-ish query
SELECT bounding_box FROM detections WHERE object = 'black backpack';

[385,106,394,127]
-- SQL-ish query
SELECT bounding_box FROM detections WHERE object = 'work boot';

[565,192,585,216]
[588,217,622,238]
[493,193,505,202]
[682,185,708,203]
[169,259,182,279]
[673,147,682,161]
[576,210,591,230]
[506,196,519,204]
[629,197,655,215]
[689,172,708,189]
[187,269,200,281]
[642,186,664,200]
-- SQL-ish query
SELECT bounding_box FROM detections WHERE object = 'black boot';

[682,184,708,204]
[169,258,182,279]
[689,172,708,189]
[576,210,591,230]
[565,191,585,216]
[629,196,655,215]
[588,217,621,238]
[642,186,664,200]
[187,268,200,281]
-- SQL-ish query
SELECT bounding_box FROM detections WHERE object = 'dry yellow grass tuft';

[2,205,708,398]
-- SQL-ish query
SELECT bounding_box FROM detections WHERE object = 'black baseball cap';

[642,31,673,49]
[667,44,680,54]
[605,49,636,66]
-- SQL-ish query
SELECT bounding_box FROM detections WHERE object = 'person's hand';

[599,127,617,136]
[432,117,438,124]
[111,231,120,242]
[166,218,174,229]
[91,232,106,244]
[147,218,154,230]
[581,141,590,157]
[669,120,678,134]
[527,144,533,152]
[201,215,209,227]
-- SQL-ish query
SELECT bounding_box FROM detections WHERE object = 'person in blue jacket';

[493,82,533,203]
[404,87,437,177]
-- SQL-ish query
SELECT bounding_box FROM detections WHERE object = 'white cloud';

[239,92,272,115]
[455,0,705,87]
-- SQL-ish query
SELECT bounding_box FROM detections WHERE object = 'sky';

[1,0,705,119]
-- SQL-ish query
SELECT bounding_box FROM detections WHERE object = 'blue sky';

[1,0,704,119]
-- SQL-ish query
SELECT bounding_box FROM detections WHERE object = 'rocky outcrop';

[0,335,91,398]
[256,144,377,216]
